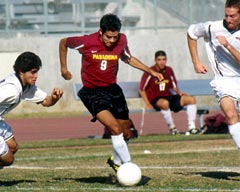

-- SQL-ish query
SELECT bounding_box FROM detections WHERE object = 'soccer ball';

[117,162,142,186]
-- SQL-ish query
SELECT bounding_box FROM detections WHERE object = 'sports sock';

[186,104,197,129]
[113,151,122,166]
[160,109,175,128]
[228,123,240,148]
[0,136,9,157]
[111,133,131,164]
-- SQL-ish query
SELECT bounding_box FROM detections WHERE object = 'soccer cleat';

[188,128,200,134]
[107,156,119,173]
[170,127,180,135]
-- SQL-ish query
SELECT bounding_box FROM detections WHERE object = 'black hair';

[155,50,167,59]
[225,0,240,12]
[13,51,42,74]
[100,13,122,33]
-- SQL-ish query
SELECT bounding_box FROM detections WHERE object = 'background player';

[59,13,163,172]
[139,50,198,135]
[0,51,63,167]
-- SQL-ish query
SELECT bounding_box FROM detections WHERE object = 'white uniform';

[188,20,240,102]
[0,73,47,141]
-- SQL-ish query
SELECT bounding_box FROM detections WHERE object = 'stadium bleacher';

[0,0,140,34]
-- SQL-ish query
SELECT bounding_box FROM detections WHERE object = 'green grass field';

[0,134,240,192]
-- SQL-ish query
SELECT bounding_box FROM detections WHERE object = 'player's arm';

[129,56,163,82]
[217,35,240,63]
[187,23,209,74]
[41,88,63,107]
[59,38,72,80]
[139,89,153,109]
[187,34,208,74]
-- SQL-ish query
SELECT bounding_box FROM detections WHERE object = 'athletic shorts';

[0,120,14,142]
[78,83,129,122]
[151,95,183,112]
[210,76,240,103]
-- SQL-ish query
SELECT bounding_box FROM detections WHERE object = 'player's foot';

[170,127,180,135]
[107,156,119,173]
[188,128,200,134]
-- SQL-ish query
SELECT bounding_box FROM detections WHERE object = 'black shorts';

[151,95,183,112]
[78,83,129,121]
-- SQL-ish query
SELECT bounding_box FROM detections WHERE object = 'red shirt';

[139,65,177,102]
[66,31,131,88]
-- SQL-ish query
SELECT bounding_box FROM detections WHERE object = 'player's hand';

[51,88,63,100]
[145,103,153,109]
[151,70,164,82]
[194,61,208,74]
[61,70,72,80]
[179,92,188,96]
[217,35,228,47]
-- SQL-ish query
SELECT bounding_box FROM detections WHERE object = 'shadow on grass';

[0,180,36,186]
[54,175,151,186]
[179,171,240,181]
[196,171,240,181]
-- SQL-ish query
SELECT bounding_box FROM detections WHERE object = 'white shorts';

[0,120,14,142]
[210,76,240,103]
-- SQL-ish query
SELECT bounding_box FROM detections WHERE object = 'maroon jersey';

[139,65,177,102]
[66,30,131,88]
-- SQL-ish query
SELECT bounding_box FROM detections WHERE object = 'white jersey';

[188,20,240,77]
[0,73,47,117]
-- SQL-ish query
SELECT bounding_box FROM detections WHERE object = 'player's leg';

[180,95,198,133]
[0,136,17,166]
[0,121,18,166]
[220,97,240,148]
[97,110,131,166]
[155,98,178,134]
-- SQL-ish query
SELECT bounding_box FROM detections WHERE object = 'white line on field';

[6,165,240,172]
[14,186,240,192]
[15,146,236,162]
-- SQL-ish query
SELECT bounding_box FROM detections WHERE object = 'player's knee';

[190,96,196,104]
[158,100,169,109]
[1,155,15,166]
[225,111,238,124]
[7,140,19,154]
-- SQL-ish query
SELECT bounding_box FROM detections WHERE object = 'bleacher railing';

[0,0,225,36]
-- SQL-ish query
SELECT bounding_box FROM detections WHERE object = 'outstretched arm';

[129,56,163,82]
[41,88,63,107]
[187,34,208,74]
[59,38,72,80]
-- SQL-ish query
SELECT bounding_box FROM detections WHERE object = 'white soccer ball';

[117,162,142,186]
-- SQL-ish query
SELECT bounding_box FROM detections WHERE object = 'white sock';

[187,104,197,129]
[161,109,175,128]
[111,133,131,163]
[0,136,9,157]
[113,151,122,166]
[228,123,240,148]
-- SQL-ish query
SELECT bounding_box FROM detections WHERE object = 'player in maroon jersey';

[139,50,199,135]
[59,13,163,173]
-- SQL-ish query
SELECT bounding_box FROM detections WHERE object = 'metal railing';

[0,0,225,36]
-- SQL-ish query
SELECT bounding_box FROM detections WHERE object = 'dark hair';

[13,52,42,74]
[225,0,240,12]
[155,50,167,59]
[100,13,122,33]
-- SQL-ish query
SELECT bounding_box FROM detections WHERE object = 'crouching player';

[0,51,63,167]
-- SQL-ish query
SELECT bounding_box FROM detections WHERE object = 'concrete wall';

[0,29,216,116]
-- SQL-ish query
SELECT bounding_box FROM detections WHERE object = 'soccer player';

[59,13,163,172]
[0,51,63,167]
[187,0,240,148]
[139,50,198,135]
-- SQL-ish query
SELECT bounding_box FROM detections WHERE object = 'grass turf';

[0,134,239,192]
